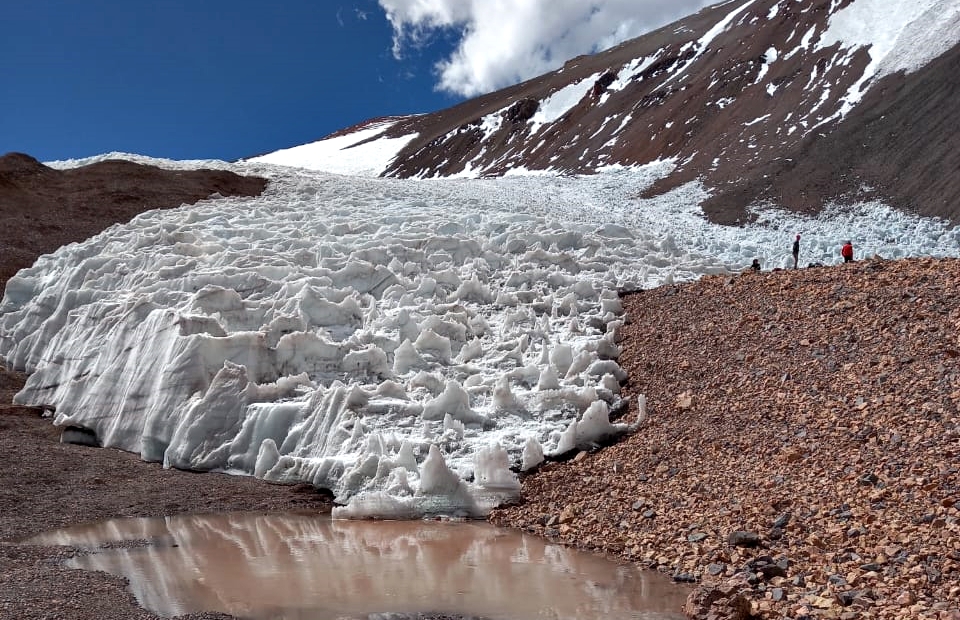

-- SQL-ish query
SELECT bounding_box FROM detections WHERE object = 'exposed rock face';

[490,257,960,618]
[338,0,960,225]
[0,152,267,287]
[720,43,960,225]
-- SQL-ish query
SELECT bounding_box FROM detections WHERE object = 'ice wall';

[0,164,676,518]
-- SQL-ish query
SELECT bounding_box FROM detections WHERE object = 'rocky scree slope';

[491,257,960,619]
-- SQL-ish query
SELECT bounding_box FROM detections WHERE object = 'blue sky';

[2,0,461,162]
[2,0,712,162]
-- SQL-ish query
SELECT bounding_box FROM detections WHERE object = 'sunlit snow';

[527,76,599,135]
[819,0,960,78]
[245,118,419,177]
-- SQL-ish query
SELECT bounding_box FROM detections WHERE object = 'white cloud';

[378,0,717,96]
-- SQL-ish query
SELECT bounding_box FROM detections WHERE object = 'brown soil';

[0,153,267,287]
[702,41,960,226]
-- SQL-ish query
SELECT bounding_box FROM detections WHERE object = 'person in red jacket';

[841,240,854,263]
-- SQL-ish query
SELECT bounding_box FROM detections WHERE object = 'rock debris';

[491,257,960,619]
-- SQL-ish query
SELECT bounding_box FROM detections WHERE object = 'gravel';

[491,257,960,619]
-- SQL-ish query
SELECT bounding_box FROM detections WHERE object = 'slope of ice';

[527,76,600,134]
[2,159,959,520]
[45,152,238,172]
[818,0,960,78]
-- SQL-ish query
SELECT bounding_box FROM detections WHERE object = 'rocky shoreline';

[491,257,960,619]
[0,376,334,620]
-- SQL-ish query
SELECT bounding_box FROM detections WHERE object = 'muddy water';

[25,512,689,619]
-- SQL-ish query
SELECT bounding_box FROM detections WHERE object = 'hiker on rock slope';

[841,240,854,263]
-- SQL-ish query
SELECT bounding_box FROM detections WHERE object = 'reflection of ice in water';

[4,156,959,519]
[24,513,689,620]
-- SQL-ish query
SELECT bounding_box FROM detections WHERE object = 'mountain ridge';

[0,152,267,287]
[265,0,960,226]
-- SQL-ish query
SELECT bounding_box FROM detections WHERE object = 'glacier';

[2,156,959,519]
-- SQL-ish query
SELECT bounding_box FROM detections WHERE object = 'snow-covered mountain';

[252,0,960,225]
[3,0,960,522]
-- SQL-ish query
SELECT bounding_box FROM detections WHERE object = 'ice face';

[2,159,958,519]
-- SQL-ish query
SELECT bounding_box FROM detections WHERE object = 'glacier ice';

[4,157,959,519]
[0,164,668,518]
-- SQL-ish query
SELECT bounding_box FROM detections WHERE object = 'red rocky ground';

[491,258,960,619]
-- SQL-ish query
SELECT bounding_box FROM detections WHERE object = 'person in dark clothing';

[792,234,800,269]
[841,240,854,263]
[750,258,761,271]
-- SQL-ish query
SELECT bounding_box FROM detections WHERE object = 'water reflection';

[25,513,688,619]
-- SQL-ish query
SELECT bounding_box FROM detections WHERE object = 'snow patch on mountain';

[820,0,960,76]
[657,0,757,90]
[247,118,419,177]
[816,0,960,121]
[528,76,599,133]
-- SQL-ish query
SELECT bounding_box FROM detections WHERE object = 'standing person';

[841,240,854,263]
[792,234,801,269]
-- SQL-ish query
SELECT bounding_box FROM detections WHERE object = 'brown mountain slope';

[491,257,960,618]
[0,152,268,286]
[703,41,960,224]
